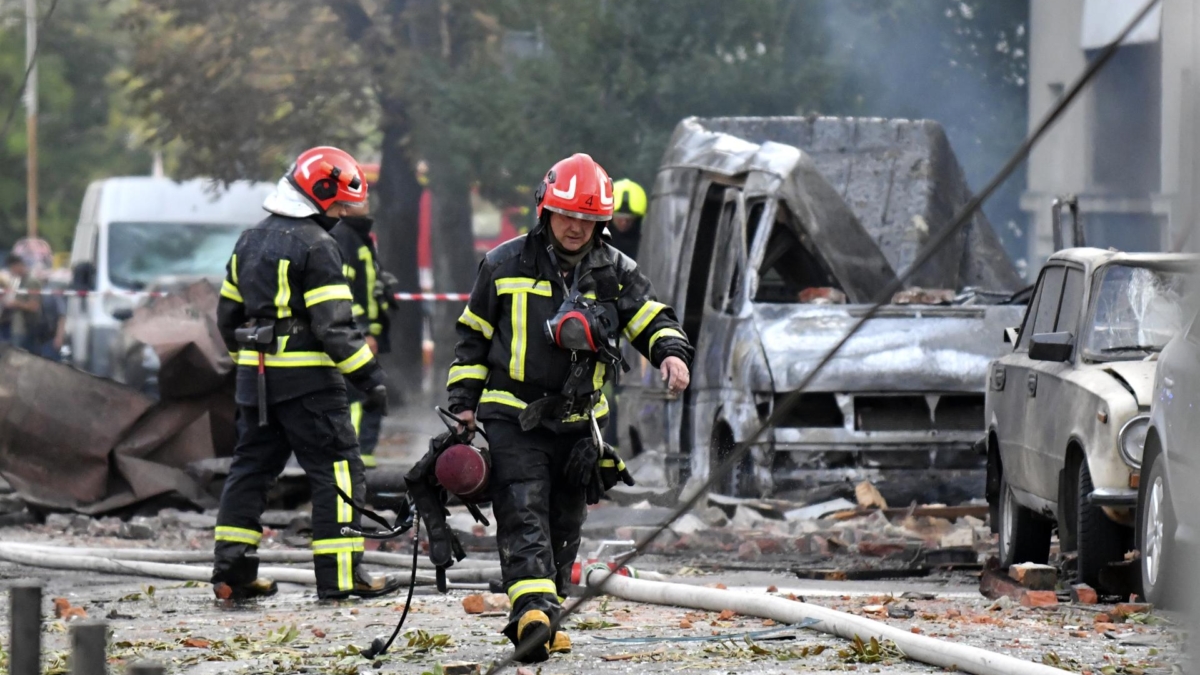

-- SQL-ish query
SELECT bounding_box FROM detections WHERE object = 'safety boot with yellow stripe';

[549,630,572,655]
[515,609,553,663]
[318,569,404,601]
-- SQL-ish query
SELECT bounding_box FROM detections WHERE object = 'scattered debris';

[1009,562,1057,590]
[855,481,888,510]
[1071,583,1099,605]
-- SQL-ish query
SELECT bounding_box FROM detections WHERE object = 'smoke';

[817,0,1030,270]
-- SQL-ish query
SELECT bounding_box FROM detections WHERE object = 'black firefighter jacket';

[217,214,385,406]
[447,230,693,430]
[331,217,392,353]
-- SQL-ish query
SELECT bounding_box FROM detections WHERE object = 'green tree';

[0,0,152,252]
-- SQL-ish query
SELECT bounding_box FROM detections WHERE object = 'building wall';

[1024,0,1198,269]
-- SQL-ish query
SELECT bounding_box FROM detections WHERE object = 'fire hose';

[584,565,1066,675]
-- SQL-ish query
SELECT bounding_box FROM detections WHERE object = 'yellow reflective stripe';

[275,259,293,318]
[311,537,365,554]
[228,351,238,362]
[507,579,558,603]
[563,394,609,423]
[648,328,686,352]
[334,460,353,524]
[352,304,366,316]
[214,526,261,546]
[304,284,353,307]
[220,279,243,303]
[359,246,378,320]
[480,389,527,410]
[350,402,363,436]
[336,344,374,374]
[623,301,666,341]
[510,292,528,381]
[459,307,495,339]
[338,551,352,591]
[236,351,335,368]
[230,254,239,284]
[495,277,553,296]
[448,364,489,386]
[369,322,383,336]
[361,454,377,468]
[342,264,356,280]
[592,363,606,390]
[599,459,616,468]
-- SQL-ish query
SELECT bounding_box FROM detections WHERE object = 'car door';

[1025,265,1086,499]
[995,264,1064,497]
[1159,312,1200,517]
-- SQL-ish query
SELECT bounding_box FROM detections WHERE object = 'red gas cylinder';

[434,444,489,502]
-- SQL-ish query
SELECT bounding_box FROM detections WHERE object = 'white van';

[67,177,274,377]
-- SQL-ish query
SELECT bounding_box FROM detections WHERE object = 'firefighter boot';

[212,550,279,600]
[550,630,572,655]
[214,578,279,601]
[515,609,553,664]
[318,568,404,601]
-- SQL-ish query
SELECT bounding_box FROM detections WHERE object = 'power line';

[0,0,61,144]
[483,0,1163,671]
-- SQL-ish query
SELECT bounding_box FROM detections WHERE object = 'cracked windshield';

[107,222,245,289]
[1085,263,1189,357]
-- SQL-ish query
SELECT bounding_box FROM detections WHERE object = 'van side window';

[754,207,842,303]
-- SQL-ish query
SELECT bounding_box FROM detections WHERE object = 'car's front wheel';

[1137,451,1175,607]
[998,471,1052,567]
[1076,458,1131,589]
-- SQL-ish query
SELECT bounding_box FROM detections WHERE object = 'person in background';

[0,254,42,351]
[34,270,67,361]
[607,179,647,260]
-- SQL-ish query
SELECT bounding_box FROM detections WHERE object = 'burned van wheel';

[710,425,756,497]
[998,472,1052,567]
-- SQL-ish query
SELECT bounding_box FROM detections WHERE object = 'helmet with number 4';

[535,153,614,222]
[264,146,368,218]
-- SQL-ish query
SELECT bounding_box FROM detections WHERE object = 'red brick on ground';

[1019,591,1059,608]
[1070,584,1099,605]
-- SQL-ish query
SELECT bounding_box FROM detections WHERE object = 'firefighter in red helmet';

[446,153,693,661]
[211,146,402,601]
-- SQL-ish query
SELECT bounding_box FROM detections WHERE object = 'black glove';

[598,445,636,492]
[565,438,600,490]
[363,385,389,416]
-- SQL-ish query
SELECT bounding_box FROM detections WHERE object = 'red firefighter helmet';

[286,146,368,214]
[435,443,490,503]
[535,153,614,222]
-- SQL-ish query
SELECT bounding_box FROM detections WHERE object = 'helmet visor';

[544,204,611,222]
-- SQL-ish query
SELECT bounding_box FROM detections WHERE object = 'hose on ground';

[585,566,1065,675]
[0,544,488,590]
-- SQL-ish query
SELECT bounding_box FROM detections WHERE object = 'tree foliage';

[0,0,151,251]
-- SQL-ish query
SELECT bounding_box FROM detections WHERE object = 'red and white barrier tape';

[3,288,470,302]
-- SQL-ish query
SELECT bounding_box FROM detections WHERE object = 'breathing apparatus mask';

[544,287,622,367]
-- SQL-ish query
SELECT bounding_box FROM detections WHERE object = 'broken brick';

[1093,613,1111,624]
[1019,591,1059,608]
[1009,563,1057,590]
[679,619,693,629]
[182,638,210,649]
[737,541,762,562]
[766,585,778,593]
[1070,584,1099,605]
[462,594,509,615]
[1113,602,1152,619]
[857,540,911,559]
[717,609,737,621]
[762,619,777,627]
[312,628,326,638]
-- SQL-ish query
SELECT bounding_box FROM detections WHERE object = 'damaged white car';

[985,249,1193,590]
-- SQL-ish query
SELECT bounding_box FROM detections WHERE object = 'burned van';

[618,117,1026,502]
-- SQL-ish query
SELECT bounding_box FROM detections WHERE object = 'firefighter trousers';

[348,397,382,467]
[486,419,589,644]
[213,389,366,596]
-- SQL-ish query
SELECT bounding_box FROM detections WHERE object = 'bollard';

[9,581,43,675]
[126,661,165,675]
[69,620,108,675]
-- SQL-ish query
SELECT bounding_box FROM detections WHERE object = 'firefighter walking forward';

[446,153,693,662]
[212,146,401,601]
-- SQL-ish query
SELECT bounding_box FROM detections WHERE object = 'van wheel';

[1137,451,1175,607]
[998,472,1052,567]
[710,425,756,497]
[1076,459,1130,589]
